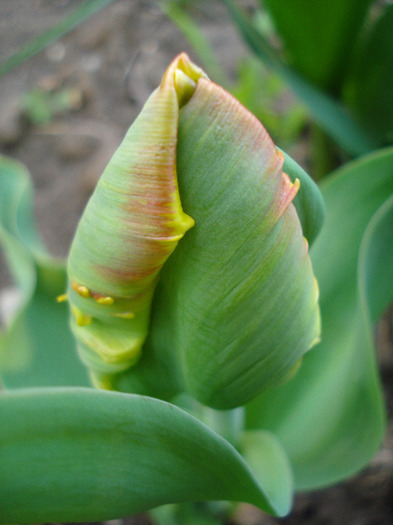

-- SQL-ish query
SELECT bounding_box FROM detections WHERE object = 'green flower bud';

[66,53,320,407]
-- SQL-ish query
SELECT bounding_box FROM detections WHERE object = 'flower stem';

[201,406,245,447]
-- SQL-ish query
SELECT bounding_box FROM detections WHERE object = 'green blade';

[0,388,293,522]
[246,147,393,489]
[261,0,372,92]
[0,155,88,388]
[221,0,377,155]
[348,5,393,144]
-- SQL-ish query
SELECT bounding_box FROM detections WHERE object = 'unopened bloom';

[66,53,320,408]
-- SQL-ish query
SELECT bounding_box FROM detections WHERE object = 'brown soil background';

[1,1,393,524]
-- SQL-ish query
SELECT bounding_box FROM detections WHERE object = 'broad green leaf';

[0,388,293,522]
[0,155,88,388]
[221,0,377,155]
[246,147,393,489]
[261,0,372,92]
[348,5,393,144]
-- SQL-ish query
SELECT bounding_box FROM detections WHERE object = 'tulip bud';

[66,53,320,406]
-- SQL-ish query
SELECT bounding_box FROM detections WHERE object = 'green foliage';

[220,0,393,161]
[1,131,391,523]
[1,126,393,522]
[246,147,393,489]
[0,57,321,519]
[0,156,88,388]
[0,388,292,522]
[0,1,392,518]
[221,0,378,157]
[346,4,393,144]
[261,0,373,92]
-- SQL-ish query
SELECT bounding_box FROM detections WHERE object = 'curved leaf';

[0,388,292,522]
[246,147,393,489]
[240,430,293,514]
[279,147,325,245]
[0,155,43,292]
[0,155,88,388]
[358,193,393,325]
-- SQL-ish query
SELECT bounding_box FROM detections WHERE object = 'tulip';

[66,53,320,408]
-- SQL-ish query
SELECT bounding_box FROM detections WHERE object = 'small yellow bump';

[114,311,135,319]
[72,282,90,298]
[77,286,90,298]
[276,149,285,161]
[72,306,92,327]
[56,293,68,303]
[96,296,114,306]
[90,372,113,391]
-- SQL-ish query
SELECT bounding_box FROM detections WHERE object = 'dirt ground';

[1,1,393,524]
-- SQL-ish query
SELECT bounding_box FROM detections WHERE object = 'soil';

[0,1,393,524]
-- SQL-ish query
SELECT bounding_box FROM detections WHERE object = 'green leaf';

[348,5,393,144]
[0,388,293,522]
[240,430,293,514]
[279,147,325,245]
[359,193,393,324]
[0,262,89,388]
[246,147,393,489]
[0,155,44,291]
[0,155,88,388]
[221,0,377,155]
[261,0,373,92]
